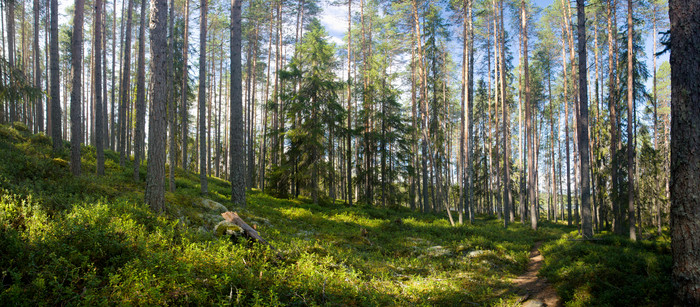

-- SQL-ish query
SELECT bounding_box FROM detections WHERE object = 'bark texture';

[133,0,148,181]
[95,0,105,175]
[34,0,42,132]
[669,0,700,303]
[577,0,592,238]
[50,0,61,151]
[230,0,245,206]
[199,0,208,195]
[70,0,86,176]
[145,0,168,212]
[119,0,134,166]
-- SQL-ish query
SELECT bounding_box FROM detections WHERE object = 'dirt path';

[513,241,561,307]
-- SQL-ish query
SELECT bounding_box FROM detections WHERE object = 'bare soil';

[513,241,561,307]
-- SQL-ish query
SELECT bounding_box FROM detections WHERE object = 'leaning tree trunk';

[669,0,700,304]
[70,0,86,176]
[230,0,245,207]
[145,0,168,212]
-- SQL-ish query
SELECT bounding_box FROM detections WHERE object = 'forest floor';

[0,123,674,306]
[513,241,560,307]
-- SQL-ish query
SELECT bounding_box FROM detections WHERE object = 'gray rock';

[467,250,488,258]
[199,198,229,213]
[426,245,452,257]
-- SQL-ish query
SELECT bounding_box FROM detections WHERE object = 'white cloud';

[320,1,349,40]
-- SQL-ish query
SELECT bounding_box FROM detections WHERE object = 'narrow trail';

[513,241,561,307]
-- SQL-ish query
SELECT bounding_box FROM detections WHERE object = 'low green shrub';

[539,233,672,306]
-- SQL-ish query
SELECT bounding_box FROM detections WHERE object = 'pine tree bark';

[102,5,109,152]
[181,0,189,170]
[466,0,474,223]
[95,0,105,175]
[626,0,636,241]
[578,0,592,238]
[50,0,61,152]
[119,0,134,166]
[669,0,700,304]
[522,0,534,230]
[168,0,176,192]
[133,0,148,182]
[501,0,511,226]
[346,0,353,206]
[111,0,121,150]
[34,0,42,132]
[6,0,15,122]
[198,0,208,195]
[561,29,572,226]
[230,0,245,206]
[607,0,622,235]
[70,0,86,176]
[411,0,430,214]
[145,0,168,212]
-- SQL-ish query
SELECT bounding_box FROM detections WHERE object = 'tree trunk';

[95,0,105,176]
[626,0,636,241]
[522,0,535,230]
[34,0,42,132]
[459,0,467,224]
[119,0,134,166]
[561,30,572,227]
[70,0,85,176]
[102,4,109,154]
[500,0,510,226]
[467,0,474,223]
[411,0,429,214]
[230,0,245,206]
[198,0,208,195]
[181,0,190,170]
[577,0,592,238]
[133,0,148,182]
[669,0,700,303]
[6,0,15,122]
[168,0,176,192]
[145,0,168,212]
[607,0,622,235]
[50,0,61,151]
[347,0,353,206]
[111,0,122,151]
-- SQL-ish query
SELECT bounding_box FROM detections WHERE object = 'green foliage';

[0,125,671,306]
[539,233,672,306]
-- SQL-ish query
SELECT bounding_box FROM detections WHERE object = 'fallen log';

[221,211,275,250]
